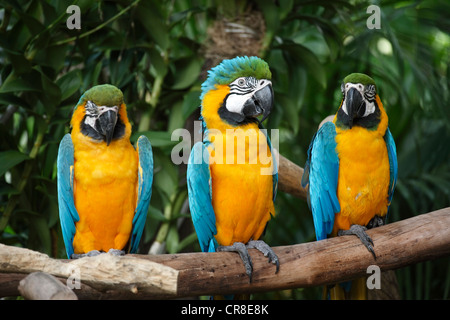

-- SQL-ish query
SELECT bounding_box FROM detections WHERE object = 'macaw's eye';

[238,78,246,86]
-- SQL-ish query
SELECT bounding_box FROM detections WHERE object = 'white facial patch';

[85,114,97,129]
[225,90,254,114]
[363,100,376,117]
[84,101,119,131]
[342,83,365,116]
[226,77,272,114]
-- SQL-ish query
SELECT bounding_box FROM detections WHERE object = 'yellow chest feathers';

[207,125,276,246]
[334,126,390,226]
[72,132,138,187]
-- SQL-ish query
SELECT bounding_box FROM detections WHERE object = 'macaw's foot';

[218,242,253,282]
[70,249,125,259]
[217,240,279,282]
[367,215,385,229]
[338,225,376,259]
[247,240,279,274]
[71,250,102,259]
[107,249,125,256]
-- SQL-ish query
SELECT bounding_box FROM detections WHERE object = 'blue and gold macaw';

[187,56,279,283]
[57,84,153,258]
[302,73,398,299]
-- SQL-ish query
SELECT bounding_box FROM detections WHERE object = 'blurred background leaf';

[0,0,448,299]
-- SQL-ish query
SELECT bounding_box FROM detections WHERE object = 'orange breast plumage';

[71,128,138,254]
[207,124,276,246]
[332,125,390,234]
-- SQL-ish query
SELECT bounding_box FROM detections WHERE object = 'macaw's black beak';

[97,109,118,146]
[242,84,274,123]
[345,87,365,129]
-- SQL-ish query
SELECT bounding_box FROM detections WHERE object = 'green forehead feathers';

[343,73,377,89]
[77,84,124,108]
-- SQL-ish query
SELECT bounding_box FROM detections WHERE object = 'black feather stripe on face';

[336,100,381,130]
[364,84,376,101]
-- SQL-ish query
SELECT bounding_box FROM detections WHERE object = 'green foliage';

[0,0,448,299]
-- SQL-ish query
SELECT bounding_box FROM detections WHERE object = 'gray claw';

[71,250,102,259]
[218,242,253,282]
[338,225,376,259]
[247,240,280,274]
[108,249,125,256]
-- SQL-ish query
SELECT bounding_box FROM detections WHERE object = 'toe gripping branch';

[218,240,279,283]
[70,249,125,259]
[338,225,376,259]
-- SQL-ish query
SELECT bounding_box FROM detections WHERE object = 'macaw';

[302,73,398,299]
[57,84,153,259]
[187,56,279,284]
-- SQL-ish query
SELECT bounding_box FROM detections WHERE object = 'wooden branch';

[277,152,307,199]
[0,245,178,299]
[1,207,449,299]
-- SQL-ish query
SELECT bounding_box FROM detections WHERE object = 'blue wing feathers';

[384,127,398,217]
[302,122,340,241]
[57,133,79,258]
[130,135,153,254]
[187,142,218,253]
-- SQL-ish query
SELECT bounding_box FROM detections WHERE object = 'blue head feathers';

[200,56,272,101]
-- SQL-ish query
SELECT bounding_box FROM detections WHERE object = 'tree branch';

[1,207,449,299]
[277,152,307,199]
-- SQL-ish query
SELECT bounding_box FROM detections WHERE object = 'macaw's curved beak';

[346,87,365,129]
[97,107,118,146]
[242,84,274,123]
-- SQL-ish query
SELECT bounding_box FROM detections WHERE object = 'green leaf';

[56,69,82,101]
[170,57,202,90]
[109,51,135,88]
[33,44,68,72]
[16,10,45,37]
[168,101,185,133]
[5,51,32,75]
[149,48,168,78]
[258,0,281,33]
[0,93,31,109]
[0,185,19,196]
[277,93,299,134]
[28,216,51,255]
[166,225,180,254]
[152,152,178,199]
[0,72,41,94]
[0,150,30,177]
[135,2,169,50]
[38,68,61,113]
[175,231,198,253]
[148,205,167,222]
[278,42,326,88]
[181,89,201,120]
